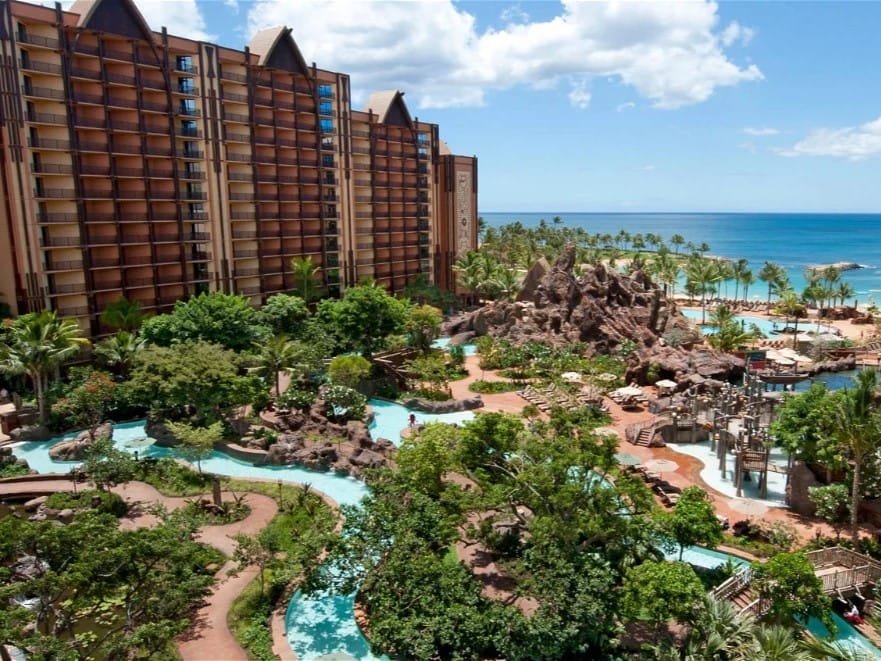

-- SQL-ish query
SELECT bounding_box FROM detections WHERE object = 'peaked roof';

[364,90,413,128]
[69,0,155,43]
[249,27,308,76]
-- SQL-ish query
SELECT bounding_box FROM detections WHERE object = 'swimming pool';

[431,337,477,356]
[681,308,837,337]
[368,398,475,445]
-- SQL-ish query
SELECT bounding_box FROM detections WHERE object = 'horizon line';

[480,210,881,215]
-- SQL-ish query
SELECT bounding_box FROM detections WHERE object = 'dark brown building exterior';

[0,0,477,335]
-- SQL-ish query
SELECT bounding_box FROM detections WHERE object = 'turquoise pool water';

[807,613,880,659]
[368,398,475,445]
[681,308,837,337]
[431,336,477,356]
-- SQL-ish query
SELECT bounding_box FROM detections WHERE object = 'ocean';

[481,212,881,307]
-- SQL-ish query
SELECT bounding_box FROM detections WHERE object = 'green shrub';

[45,489,128,517]
[277,388,316,411]
[135,457,214,496]
[468,380,523,394]
[0,462,29,478]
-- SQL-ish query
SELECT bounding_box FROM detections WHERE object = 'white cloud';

[568,79,591,109]
[616,101,636,112]
[721,21,754,47]
[500,4,530,25]
[742,127,779,136]
[53,0,214,41]
[224,0,239,12]
[778,116,881,160]
[643,164,656,171]
[245,0,762,110]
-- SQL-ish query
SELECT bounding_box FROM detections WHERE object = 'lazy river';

[8,404,879,659]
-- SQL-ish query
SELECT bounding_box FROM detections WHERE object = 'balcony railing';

[46,259,83,271]
[34,188,75,198]
[17,33,60,49]
[26,86,66,100]
[41,236,81,247]
[57,306,89,317]
[26,111,66,124]
[50,282,85,295]
[28,137,70,150]
[221,70,247,83]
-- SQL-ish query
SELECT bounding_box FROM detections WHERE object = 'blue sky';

[101,1,881,213]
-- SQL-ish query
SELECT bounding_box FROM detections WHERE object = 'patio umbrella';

[614,451,642,466]
[655,379,678,390]
[728,498,769,517]
[596,373,618,382]
[561,371,582,382]
[772,357,795,366]
[595,426,619,438]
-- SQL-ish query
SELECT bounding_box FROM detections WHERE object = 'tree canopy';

[316,280,408,355]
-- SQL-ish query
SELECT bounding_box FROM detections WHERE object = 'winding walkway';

[0,475,278,661]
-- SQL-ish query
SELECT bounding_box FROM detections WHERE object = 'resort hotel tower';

[0,0,478,336]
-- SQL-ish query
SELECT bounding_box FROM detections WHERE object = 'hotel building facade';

[0,0,478,335]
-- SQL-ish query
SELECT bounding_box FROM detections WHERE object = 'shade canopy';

[615,451,642,466]
[561,371,582,382]
[614,385,643,398]
[655,379,678,390]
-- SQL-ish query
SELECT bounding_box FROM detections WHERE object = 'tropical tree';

[833,369,881,543]
[99,296,148,331]
[327,354,372,389]
[164,420,223,473]
[0,310,88,423]
[774,289,807,349]
[808,483,850,542]
[404,304,442,352]
[93,330,146,377]
[290,255,322,303]
[139,292,266,352]
[620,560,705,632]
[759,261,788,308]
[669,233,686,255]
[685,255,723,323]
[740,269,756,304]
[751,551,832,627]
[661,485,723,560]
[316,280,409,355]
[253,334,301,396]
[836,281,856,308]
[256,293,310,337]
[731,258,751,304]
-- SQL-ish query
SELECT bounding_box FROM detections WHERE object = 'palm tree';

[290,256,322,303]
[833,368,881,544]
[740,269,756,304]
[686,256,723,323]
[99,296,148,331]
[759,261,788,308]
[0,311,88,423]
[254,335,301,396]
[94,330,146,378]
[453,250,486,305]
[836,281,856,308]
[774,289,806,349]
[669,233,685,255]
[731,259,751,304]
[491,266,521,302]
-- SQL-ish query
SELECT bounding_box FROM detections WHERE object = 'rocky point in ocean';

[445,243,743,385]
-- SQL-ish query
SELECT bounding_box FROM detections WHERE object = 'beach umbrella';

[728,498,769,517]
[773,357,795,366]
[596,373,618,382]
[561,371,582,382]
[655,379,678,391]
[644,458,679,473]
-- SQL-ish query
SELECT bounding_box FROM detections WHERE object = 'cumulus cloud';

[616,101,636,112]
[244,0,762,110]
[53,0,214,41]
[779,116,881,160]
[742,127,779,136]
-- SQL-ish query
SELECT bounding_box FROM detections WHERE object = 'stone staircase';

[633,427,654,447]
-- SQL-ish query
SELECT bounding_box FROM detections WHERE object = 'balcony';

[41,236,81,247]
[28,137,70,150]
[57,306,90,317]
[234,268,260,277]
[70,66,101,80]
[223,112,250,123]
[33,163,73,175]
[180,149,204,159]
[141,100,169,113]
[103,47,133,63]
[175,62,199,74]
[221,69,247,83]
[232,230,257,239]
[176,126,201,138]
[223,91,249,103]
[34,188,75,199]
[140,76,165,90]
[17,33,60,49]
[45,259,83,271]
[37,212,78,224]
[233,249,259,258]
[26,86,66,100]
[91,258,121,268]
[105,71,136,86]
[26,110,67,126]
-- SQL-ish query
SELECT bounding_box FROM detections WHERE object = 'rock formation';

[257,400,396,478]
[48,422,114,460]
[401,396,484,414]
[446,243,743,384]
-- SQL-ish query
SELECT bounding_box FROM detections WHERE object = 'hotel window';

[417,132,429,145]
[181,120,198,137]
[319,118,333,133]
[322,153,334,167]
[183,141,199,157]
[17,23,27,42]
[318,84,332,99]
[319,100,332,116]
[179,99,197,116]
[320,136,334,151]
[178,78,195,94]
[176,55,194,73]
